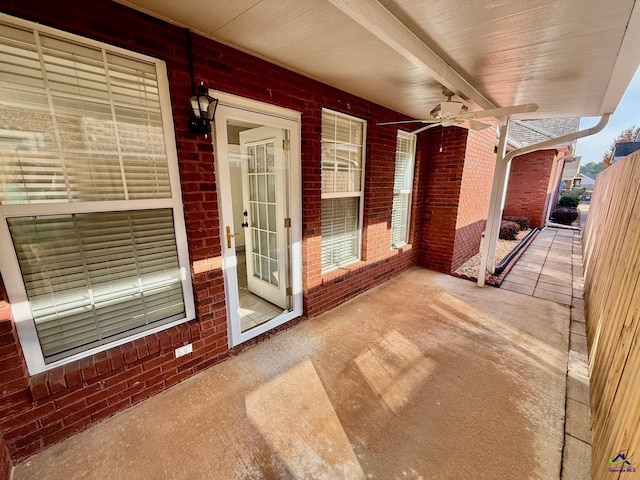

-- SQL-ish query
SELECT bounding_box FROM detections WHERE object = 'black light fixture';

[186,29,218,137]
[188,83,218,136]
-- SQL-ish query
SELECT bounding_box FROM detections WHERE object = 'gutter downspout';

[477,114,611,287]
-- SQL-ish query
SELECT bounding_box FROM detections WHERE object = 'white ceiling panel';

[118,0,640,121]
[118,0,263,35]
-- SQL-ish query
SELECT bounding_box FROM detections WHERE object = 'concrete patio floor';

[12,267,571,480]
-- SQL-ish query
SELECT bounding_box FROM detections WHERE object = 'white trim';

[211,97,303,349]
[0,199,176,217]
[320,191,363,199]
[210,90,301,123]
[0,16,194,374]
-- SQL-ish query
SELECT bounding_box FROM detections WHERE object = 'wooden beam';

[327,0,496,111]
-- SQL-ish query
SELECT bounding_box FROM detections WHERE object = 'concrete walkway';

[501,228,574,305]
[502,227,591,480]
[13,268,571,480]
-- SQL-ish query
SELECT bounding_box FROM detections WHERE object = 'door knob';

[225,226,241,248]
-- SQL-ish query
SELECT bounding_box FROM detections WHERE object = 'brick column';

[419,127,468,272]
[451,124,499,270]
[503,149,559,228]
[419,125,497,272]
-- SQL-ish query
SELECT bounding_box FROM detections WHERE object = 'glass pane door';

[240,126,288,310]
[212,96,302,348]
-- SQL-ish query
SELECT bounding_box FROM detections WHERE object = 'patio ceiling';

[118,0,640,120]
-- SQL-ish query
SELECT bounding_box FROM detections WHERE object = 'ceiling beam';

[327,0,496,111]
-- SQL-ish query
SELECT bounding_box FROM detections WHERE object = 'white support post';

[477,123,510,287]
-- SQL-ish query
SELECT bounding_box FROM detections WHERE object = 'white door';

[212,91,302,348]
[239,127,288,308]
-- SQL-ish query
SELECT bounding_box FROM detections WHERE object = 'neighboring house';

[574,173,596,190]
[0,4,498,464]
[561,155,582,190]
[503,118,580,227]
[612,141,640,163]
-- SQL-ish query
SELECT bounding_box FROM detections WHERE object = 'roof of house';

[562,156,582,180]
[508,118,581,148]
[578,173,596,184]
[612,141,640,160]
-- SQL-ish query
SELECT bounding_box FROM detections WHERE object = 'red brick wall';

[418,127,468,272]
[0,301,18,480]
[503,150,559,228]
[0,303,28,466]
[451,125,498,270]
[0,435,9,480]
[0,0,422,465]
[418,125,497,273]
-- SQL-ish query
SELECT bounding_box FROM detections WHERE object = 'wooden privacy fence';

[582,150,640,479]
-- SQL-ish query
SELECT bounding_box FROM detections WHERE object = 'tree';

[602,125,640,167]
[579,161,605,178]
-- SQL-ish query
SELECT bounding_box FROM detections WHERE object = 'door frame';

[210,90,303,348]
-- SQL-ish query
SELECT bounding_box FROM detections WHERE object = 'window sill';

[321,260,367,283]
[391,243,413,252]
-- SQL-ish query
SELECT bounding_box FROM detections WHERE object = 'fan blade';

[377,119,439,126]
[466,103,538,120]
[412,123,442,135]
[466,119,491,131]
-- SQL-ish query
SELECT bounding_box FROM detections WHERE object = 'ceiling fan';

[378,87,538,134]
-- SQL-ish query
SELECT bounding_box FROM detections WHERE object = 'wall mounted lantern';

[188,83,218,136]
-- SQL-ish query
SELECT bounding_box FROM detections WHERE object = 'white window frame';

[0,14,194,375]
[391,130,416,248]
[320,108,366,272]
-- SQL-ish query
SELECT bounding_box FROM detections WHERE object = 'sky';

[574,66,640,165]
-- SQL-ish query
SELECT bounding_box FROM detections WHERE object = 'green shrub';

[499,221,520,240]
[551,207,579,225]
[558,194,581,208]
[503,216,531,231]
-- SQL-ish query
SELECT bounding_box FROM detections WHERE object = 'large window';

[321,109,366,272]
[0,16,194,373]
[390,131,416,248]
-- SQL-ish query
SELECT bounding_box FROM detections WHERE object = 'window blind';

[0,18,191,369]
[8,209,184,360]
[321,111,363,195]
[321,110,365,271]
[391,132,415,248]
[321,197,360,270]
[0,22,170,205]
